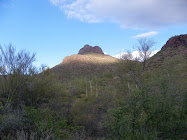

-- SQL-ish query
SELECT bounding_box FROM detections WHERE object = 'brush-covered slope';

[40,37,186,139]
[50,53,120,78]
[148,34,187,68]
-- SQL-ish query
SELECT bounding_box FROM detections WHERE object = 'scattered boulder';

[78,45,104,55]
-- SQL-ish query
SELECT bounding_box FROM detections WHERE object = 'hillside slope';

[147,34,187,68]
[50,54,121,78]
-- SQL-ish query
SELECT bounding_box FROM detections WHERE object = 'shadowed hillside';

[148,34,187,68]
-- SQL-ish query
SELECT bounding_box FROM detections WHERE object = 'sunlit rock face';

[78,45,104,55]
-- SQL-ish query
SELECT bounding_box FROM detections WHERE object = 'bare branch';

[137,38,155,71]
[137,38,155,61]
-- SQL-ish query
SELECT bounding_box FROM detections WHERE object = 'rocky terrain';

[78,45,104,55]
[148,34,187,68]
[162,34,187,49]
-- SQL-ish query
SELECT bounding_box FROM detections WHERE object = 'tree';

[0,44,36,108]
[121,51,134,60]
[0,44,36,75]
[137,38,155,71]
[0,44,59,138]
[119,38,155,88]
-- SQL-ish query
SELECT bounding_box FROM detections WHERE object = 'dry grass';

[62,54,120,65]
[49,54,122,78]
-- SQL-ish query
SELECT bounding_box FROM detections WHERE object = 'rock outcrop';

[162,34,187,49]
[147,34,187,68]
[78,45,104,55]
[160,34,187,58]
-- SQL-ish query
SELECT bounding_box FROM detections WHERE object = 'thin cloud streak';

[49,0,66,6]
[134,31,159,38]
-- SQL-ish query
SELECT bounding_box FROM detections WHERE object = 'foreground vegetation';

[0,44,186,139]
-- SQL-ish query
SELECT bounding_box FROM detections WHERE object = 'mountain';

[147,34,187,68]
[50,35,187,77]
[78,44,104,55]
[50,45,119,78]
[161,34,187,58]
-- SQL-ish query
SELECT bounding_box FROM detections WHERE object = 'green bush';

[0,102,4,125]
[107,80,186,139]
[24,106,73,139]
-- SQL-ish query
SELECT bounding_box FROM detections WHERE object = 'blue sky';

[0,0,187,68]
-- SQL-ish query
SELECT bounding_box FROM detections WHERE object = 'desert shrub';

[0,105,83,139]
[107,88,186,139]
[0,45,58,138]
[25,72,55,107]
[0,102,3,122]
[1,129,54,140]
[107,62,187,140]
[0,106,30,137]
[71,90,115,137]
[103,70,113,79]
[24,106,75,139]
[0,45,55,108]
[0,44,36,107]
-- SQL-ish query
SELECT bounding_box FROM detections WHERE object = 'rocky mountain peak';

[78,45,104,55]
[162,34,187,49]
[147,34,187,68]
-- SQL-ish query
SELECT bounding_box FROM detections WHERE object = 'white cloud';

[134,31,159,38]
[49,0,187,29]
[49,0,66,6]
[113,50,159,60]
